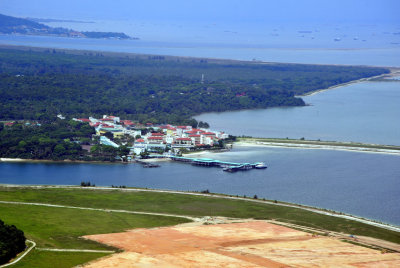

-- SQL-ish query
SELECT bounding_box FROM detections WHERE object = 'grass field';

[0,188,191,267]
[0,203,189,249]
[0,186,399,246]
[10,251,109,268]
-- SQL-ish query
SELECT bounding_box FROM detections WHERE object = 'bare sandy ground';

[81,221,400,267]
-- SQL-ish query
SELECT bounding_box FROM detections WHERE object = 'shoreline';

[0,158,129,164]
[234,140,400,155]
[1,43,399,69]
[298,68,400,97]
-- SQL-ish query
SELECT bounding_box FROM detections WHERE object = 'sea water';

[1,146,399,226]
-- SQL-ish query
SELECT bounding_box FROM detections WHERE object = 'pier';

[170,156,266,172]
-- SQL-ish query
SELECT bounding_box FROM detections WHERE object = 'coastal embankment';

[235,138,400,155]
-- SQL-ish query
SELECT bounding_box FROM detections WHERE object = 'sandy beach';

[298,68,400,97]
[234,141,400,155]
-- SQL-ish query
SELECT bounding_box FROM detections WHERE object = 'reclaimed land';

[1,186,399,267]
[236,137,400,154]
[1,186,399,242]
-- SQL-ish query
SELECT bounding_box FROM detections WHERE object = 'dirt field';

[82,221,400,267]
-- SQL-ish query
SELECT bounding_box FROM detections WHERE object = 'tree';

[140,150,149,159]
[0,219,26,265]
[53,144,66,156]
[118,145,130,156]
[198,121,210,128]
[104,132,114,140]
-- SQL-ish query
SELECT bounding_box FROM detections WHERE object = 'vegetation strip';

[1,185,399,233]
[0,240,35,268]
[0,200,198,221]
[35,249,115,253]
[236,138,400,154]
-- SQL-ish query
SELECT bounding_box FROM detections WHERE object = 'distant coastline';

[298,67,400,97]
[0,13,137,40]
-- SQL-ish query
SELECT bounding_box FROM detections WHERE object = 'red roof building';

[90,122,101,127]
[151,133,164,136]
[148,136,163,140]
[176,137,192,141]
[189,134,201,145]
[175,137,193,145]
[147,136,164,144]
[185,130,198,134]
[121,120,134,126]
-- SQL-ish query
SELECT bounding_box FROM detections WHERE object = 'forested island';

[0,13,134,39]
[0,46,389,124]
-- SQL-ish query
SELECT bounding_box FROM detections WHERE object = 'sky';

[1,0,399,25]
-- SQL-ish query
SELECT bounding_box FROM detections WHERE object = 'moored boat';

[254,162,267,169]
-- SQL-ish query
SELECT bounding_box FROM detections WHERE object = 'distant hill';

[0,13,136,40]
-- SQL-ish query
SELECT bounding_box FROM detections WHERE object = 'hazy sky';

[1,0,399,25]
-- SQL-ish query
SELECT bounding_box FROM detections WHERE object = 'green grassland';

[11,251,109,268]
[0,203,188,249]
[0,186,399,246]
[0,188,190,267]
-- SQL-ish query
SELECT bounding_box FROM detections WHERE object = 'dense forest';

[0,219,26,265]
[0,120,129,161]
[0,47,389,124]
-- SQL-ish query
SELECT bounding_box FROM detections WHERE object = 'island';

[0,13,137,40]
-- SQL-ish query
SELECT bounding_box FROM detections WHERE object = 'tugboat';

[254,162,268,169]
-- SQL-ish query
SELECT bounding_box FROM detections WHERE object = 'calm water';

[1,146,400,225]
[196,81,400,145]
[1,35,400,67]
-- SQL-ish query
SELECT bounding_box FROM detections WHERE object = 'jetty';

[170,156,266,172]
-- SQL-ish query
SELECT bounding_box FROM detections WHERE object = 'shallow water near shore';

[195,81,400,146]
[1,145,400,226]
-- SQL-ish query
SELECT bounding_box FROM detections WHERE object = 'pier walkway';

[170,156,264,171]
